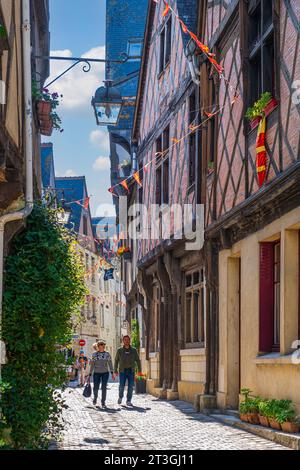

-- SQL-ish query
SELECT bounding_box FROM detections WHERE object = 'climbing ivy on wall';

[0,204,87,449]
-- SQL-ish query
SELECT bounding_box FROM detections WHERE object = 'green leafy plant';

[240,388,252,401]
[131,319,140,353]
[246,91,272,120]
[273,400,296,424]
[1,204,86,449]
[0,23,7,38]
[32,80,64,132]
[239,397,260,414]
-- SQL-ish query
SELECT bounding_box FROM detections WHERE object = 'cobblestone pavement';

[50,383,288,450]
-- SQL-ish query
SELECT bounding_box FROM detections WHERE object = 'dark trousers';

[93,372,109,404]
[119,368,135,402]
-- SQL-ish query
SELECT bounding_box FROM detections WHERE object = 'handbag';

[83,379,91,398]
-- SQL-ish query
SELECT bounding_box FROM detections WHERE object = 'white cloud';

[65,169,77,177]
[47,46,105,111]
[95,203,116,218]
[93,156,110,171]
[89,129,110,154]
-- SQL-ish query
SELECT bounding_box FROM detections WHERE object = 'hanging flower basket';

[37,100,52,117]
[39,116,53,136]
[246,92,278,131]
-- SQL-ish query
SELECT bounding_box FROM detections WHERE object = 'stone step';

[210,413,300,450]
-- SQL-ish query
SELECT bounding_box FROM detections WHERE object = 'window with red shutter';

[259,242,275,353]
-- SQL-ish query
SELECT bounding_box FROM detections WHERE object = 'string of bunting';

[108,0,240,197]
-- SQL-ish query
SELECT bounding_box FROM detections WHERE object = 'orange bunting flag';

[172,138,180,144]
[179,19,188,33]
[256,116,267,188]
[121,179,129,192]
[204,111,214,118]
[83,197,90,210]
[108,187,118,197]
[162,2,170,17]
[133,171,142,187]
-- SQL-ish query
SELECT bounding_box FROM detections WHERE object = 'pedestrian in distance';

[113,335,142,407]
[89,340,114,408]
[77,351,88,387]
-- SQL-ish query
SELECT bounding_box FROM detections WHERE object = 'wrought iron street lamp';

[91,79,123,126]
[56,191,71,224]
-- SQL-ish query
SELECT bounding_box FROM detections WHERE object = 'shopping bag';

[83,380,91,398]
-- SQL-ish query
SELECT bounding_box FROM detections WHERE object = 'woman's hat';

[97,339,106,345]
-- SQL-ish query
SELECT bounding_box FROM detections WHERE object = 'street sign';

[79,339,86,347]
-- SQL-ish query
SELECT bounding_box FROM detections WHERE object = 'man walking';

[113,335,141,406]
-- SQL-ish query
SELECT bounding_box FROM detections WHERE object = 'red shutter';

[259,243,274,353]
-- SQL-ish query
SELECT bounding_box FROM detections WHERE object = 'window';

[155,126,170,204]
[85,253,89,270]
[208,77,216,171]
[100,304,104,328]
[189,91,197,186]
[83,216,88,236]
[155,127,170,238]
[150,284,160,352]
[185,269,205,347]
[248,0,275,104]
[159,16,172,74]
[92,298,97,324]
[91,257,95,285]
[138,163,144,205]
[259,240,281,353]
[127,40,143,60]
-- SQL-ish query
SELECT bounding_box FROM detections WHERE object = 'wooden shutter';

[259,242,274,352]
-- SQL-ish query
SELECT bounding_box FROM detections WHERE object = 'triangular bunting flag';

[133,171,142,187]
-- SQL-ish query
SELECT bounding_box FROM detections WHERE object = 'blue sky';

[44,0,115,216]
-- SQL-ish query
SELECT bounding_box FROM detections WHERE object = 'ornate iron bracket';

[35,54,139,88]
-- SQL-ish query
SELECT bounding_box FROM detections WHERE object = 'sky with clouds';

[44,0,115,216]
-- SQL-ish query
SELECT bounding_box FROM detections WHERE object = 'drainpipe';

[0,0,34,385]
[131,144,138,173]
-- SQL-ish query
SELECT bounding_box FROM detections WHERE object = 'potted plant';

[135,372,147,394]
[268,400,283,430]
[246,91,278,130]
[258,400,271,427]
[239,388,260,424]
[120,159,132,177]
[275,400,300,434]
[32,82,63,136]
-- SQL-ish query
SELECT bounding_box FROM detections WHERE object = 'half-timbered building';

[198,0,300,412]
[0,0,50,251]
[131,0,211,405]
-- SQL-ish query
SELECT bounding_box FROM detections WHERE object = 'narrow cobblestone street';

[50,383,289,451]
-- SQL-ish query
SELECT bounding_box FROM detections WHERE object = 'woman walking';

[89,340,114,408]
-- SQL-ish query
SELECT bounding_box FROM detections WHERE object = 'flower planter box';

[240,414,248,423]
[258,414,270,427]
[135,380,146,394]
[269,418,281,430]
[250,98,278,131]
[40,117,53,136]
[37,100,52,117]
[281,422,300,434]
[247,413,260,425]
